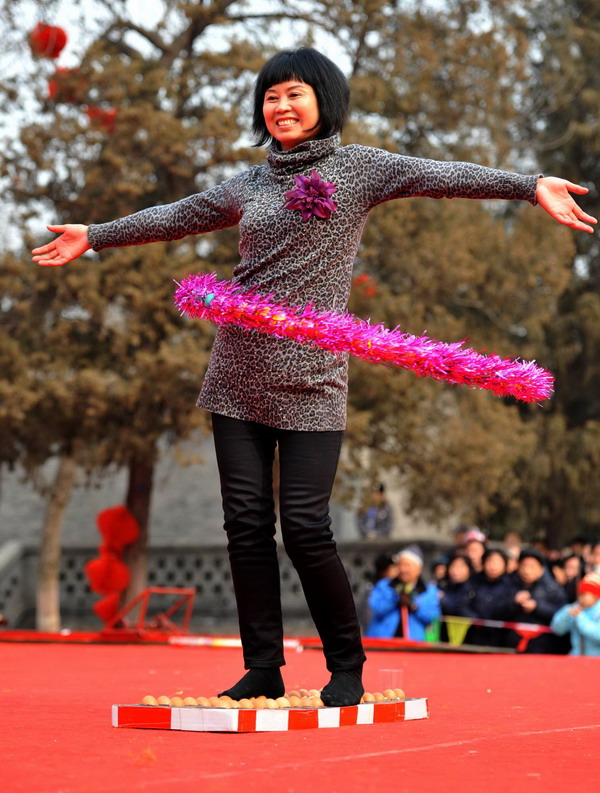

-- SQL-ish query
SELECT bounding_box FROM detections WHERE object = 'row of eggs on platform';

[139,688,406,709]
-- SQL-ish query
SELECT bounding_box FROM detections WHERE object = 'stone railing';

[0,540,447,629]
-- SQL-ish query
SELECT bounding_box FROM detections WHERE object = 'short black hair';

[482,548,508,567]
[447,553,474,573]
[252,47,350,147]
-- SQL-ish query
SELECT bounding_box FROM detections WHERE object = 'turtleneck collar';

[267,134,340,176]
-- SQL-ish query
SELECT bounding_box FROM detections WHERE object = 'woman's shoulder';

[337,142,391,161]
[229,163,268,185]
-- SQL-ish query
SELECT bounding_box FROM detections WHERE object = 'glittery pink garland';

[174,273,553,403]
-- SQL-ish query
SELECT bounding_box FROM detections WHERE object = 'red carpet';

[2,643,598,792]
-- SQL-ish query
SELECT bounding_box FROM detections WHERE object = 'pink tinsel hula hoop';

[173,273,553,403]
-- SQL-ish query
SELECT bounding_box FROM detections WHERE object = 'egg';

[299,697,312,707]
[288,695,302,708]
[308,689,321,697]
[309,697,323,708]
[361,692,376,703]
[286,690,301,698]
[253,698,268,709]
[170,696,185,707]
[275,697,291,708]
[383,689,397,700]
[394,688,406,699]
[196,697,210,707]
[209,696,233,708]
[141,695,158,706]
[157,695,171,706]
[238,699,254,708]
[182,697,198,706]
[373,692,385,701]
[228,700,241,709]
[265,699,279,709]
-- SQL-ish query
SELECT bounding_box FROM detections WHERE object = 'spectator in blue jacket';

[366,545,440,640]
[551,572,600,656]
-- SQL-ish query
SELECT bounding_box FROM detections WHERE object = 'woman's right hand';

[32,224,91,266]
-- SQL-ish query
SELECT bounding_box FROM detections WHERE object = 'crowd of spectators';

[363,530,600,656]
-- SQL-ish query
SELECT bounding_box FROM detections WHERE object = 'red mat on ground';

[2,643,598,792]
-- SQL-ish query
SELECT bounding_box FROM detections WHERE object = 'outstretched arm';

[536,177,597,233]
[32,224,91,267]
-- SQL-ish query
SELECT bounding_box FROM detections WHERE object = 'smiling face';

[396,557,421,585]
[263,80,320,150]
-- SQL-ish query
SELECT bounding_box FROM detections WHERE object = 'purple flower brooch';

[283,170,338,222]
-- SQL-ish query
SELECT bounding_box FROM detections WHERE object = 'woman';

[440,554,476,616]
[32,48,596,705]
[439,553,477,643]
[469,548,511,647]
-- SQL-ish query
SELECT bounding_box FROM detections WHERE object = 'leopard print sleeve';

[86,170,249,251]
[343,145,539,210]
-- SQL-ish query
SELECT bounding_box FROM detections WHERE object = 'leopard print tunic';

[87,135,539,431]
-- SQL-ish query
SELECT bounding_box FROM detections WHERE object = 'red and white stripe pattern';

[112,698,428,732]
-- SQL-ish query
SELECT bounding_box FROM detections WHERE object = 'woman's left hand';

[536,177,597,233]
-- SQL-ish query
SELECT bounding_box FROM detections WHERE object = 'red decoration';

[29,23,68,59]
[93,593,121,623]
[85,506,140,626]
[97,506,140,553]
[48,67,88,104]
[353,273,377,299]
[86,106,117,134]
[85,554,131,596]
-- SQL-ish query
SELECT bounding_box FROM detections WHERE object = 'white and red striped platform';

[112,698,428,733]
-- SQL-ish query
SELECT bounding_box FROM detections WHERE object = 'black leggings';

[211,413,366,672]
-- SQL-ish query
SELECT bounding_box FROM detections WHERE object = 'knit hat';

[578,572,600,599]
[395,544,424,568]
[463,527,487,544]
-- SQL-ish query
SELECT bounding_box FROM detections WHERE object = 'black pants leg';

[212,413,283,668]
[211,413,365,672]
[277,429,366,671]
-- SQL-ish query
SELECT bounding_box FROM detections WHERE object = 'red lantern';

[86,106,117,134]
[97,506,139,552]
[93,593,121,624]
[85,553,131,595]
[29,23,68,59]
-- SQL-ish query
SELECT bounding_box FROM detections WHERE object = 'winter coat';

[467,572,513,647]
[550,600,600,656]
[366,577,440,640]
[440,579,478,619]
[498,570,568,653]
